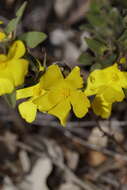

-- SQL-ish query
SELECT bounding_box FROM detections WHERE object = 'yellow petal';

[40,65,64,89]
[99,87,125,103]
[16,83,45,100]
[85,70,107,96]
[18,101,37,123]
[70,90,90,118]
[103,64,122,85]
[0,54,7,61]
[0,78,14,95]
[92,95,112,118]
[119,72,127,88]
[48,99,71,126]
[103,63,118,74]
[65,66,83,89]
[34,89,61,112]
[0,32,6,41]
[8,40,26,59]
[8,59,29,86]
[16,85,37,100]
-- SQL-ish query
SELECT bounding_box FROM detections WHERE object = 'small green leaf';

[5,18,19,34]
[16,1,27,17]
[78,53,94,66]
[119,30,127,41]
[90,63,102,71]
[5,1,27,34]
[87,14,106,27]
[19,31,47,48]
[4,90,16,108]
[85,38,108,55]
[101,54,117,68]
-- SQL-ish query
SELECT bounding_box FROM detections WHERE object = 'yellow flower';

[17,65,90,125]
[85,63,127,119]
[0,32,6,41]
[85,63,127,102]
[34,65,90,126]
[92,94,112,118]
[0,40,29,95]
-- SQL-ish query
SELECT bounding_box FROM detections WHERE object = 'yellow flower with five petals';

[17,65,90,125]
[85,64,127,118]
[34,65,90,126]
[85,63,127,102]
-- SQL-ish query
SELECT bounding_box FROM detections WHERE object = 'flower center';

[61,88,70,98]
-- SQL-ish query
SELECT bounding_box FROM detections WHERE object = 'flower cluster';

[1,2,127,126]
[15,61,127,126]
[0,35,127,126]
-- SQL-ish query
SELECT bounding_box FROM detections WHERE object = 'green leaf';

[119,30,127,41]
[16,1,27,17]
[18,31,47,48]
[5,1,27,34]
[101,54,117,68]
[85,38,108,55]
[87,14,106,27]
[4,90,16,108]
[78,53,94,66]
[90,63,102,71]
[5,18,19,34]
[90,1,101,13]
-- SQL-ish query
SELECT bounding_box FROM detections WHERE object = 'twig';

[0,136,99,190]
[63,130,127,162]
[95,119,126,152]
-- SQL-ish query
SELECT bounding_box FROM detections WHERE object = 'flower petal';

[48,99,71,126]
[65,66,83,89]
[70,90,90,118]
[0,54,7,62]
[18,101,37,123]
[8,59,29,86]
[16,85,36,100]
[0,78,14,95]
[34,89,61,112]
[8,40,26,59]
[40,65,64,89]
[92,95,112,118]
[119,72,127,88]
[85,69,107,96]
[16,83,46,100]
[99,87,125,103]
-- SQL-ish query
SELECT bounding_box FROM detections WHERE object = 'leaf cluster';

[79,0,127,70]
